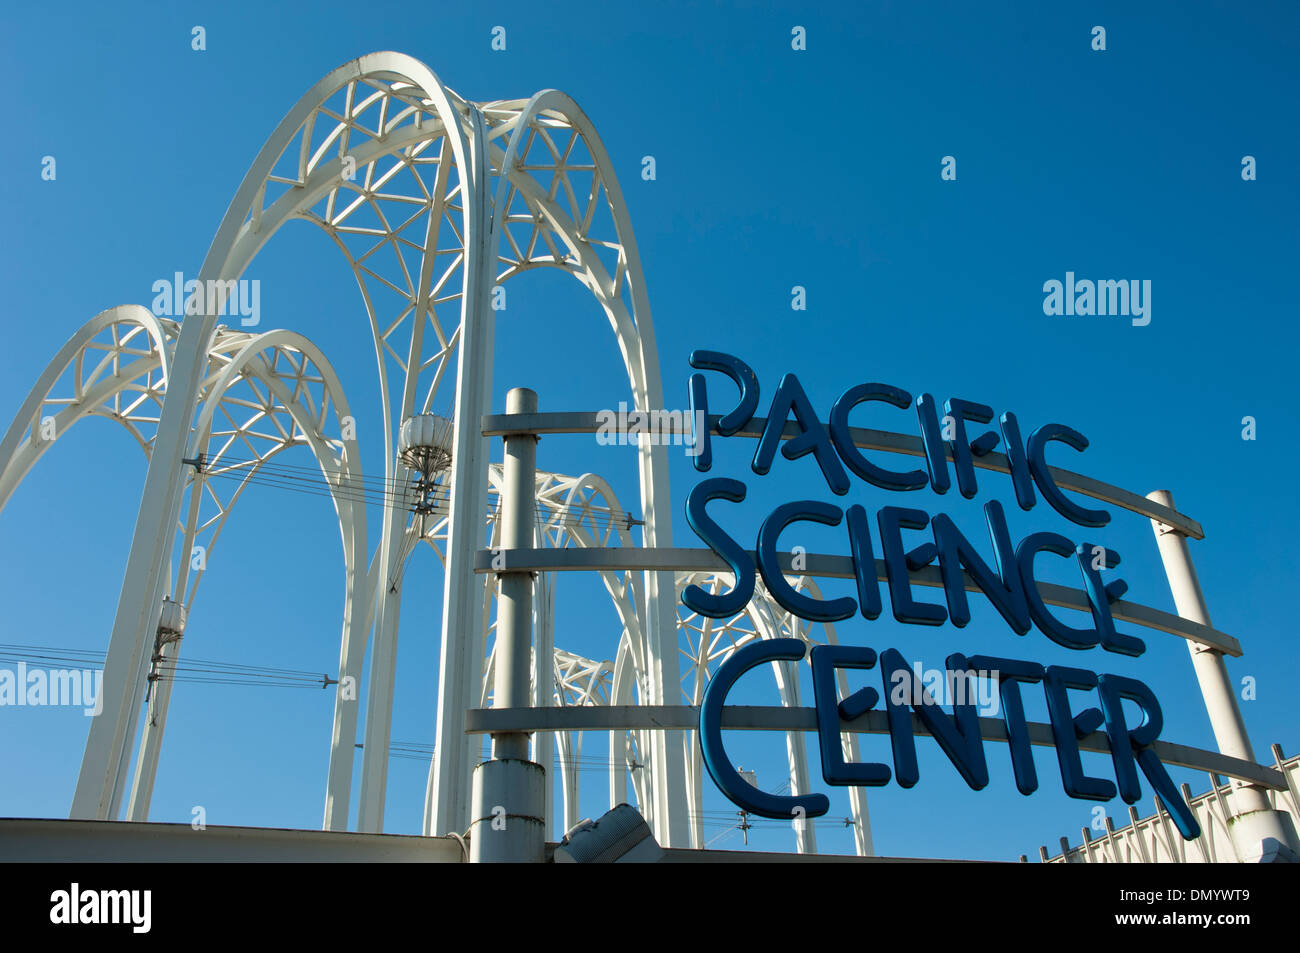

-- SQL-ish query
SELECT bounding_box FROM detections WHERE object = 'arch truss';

[0,306,366,826]
[11,53,696,850]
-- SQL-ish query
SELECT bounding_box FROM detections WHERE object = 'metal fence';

[1031,744,1299,863]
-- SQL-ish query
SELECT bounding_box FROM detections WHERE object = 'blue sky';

[0,1,1296,859]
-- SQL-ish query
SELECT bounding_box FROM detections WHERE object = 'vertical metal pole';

[427,105,494,838]
[320,503,369,831]
[126,637,177,821]
[492,387,537,763]
[532,572,555,840]
[1147,490,1299,861]
[357,570,403,832]
[358,461,417,834]
[108,612,160,817]
[125,473,204,821]
[469,388,545,862]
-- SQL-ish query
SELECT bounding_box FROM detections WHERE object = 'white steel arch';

[65,52,683,841]
[21,54,683,848]
[67,52,484,828]
[433,83,683,843]
[0,305,173,507]
[0,308,367,827]
[129,328,368,829]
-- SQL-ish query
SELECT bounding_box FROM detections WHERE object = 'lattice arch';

[0,307,367,827]
[59,53,685,846]
[0,305,174,502]
[130,52,679,837]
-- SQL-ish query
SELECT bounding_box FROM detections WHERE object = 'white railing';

[1028,744,1299,863]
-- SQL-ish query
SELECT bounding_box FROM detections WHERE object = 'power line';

[197,452,645,533]
[0,642,336,692]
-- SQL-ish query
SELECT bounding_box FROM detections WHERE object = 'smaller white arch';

[0,305,173,512]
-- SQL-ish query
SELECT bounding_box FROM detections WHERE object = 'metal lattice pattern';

[0,306,367,824]
[9,55,693,852]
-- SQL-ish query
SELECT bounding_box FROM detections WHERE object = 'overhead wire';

[4,641,840,831]
[0,642,337,691]
[358,743,641,773]
[195,451,646,535]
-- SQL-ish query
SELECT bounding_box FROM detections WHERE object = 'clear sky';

[0,0,1296,860]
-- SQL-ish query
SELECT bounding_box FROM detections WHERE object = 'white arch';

[429,85,684,842]
[69,52,486,826]
[62,55,686,847]
[125,329,367,829]
[0,305,173,510]
[0,308,369,826]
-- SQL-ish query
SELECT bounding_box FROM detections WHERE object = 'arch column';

[426,103,495,838]
[69,52,477,822]
[112,332,368,827]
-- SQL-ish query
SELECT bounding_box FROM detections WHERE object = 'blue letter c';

[699,638,830,819]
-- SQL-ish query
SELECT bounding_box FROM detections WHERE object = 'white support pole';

[685,727,703,849]
[628,296,689,845]
[558,730,580,834]
[610,642,633,812]
[469,387,545,862]
[125,637,178,821]
[125,469,204,821]
[357,543,405,833]
[427,105,495,838]
[775,659,817,854]
[636,437,689,848]
[489,389,535,766]
[1147,489,1299,862]
[71,313,214,820]
[108,600,164,818]
[532,571,555,840]
[321,525,369,831]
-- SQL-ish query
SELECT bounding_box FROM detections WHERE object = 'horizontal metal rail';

[473,546,1242,656]
[465,705,1286,791]
[482,411,1204,539]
